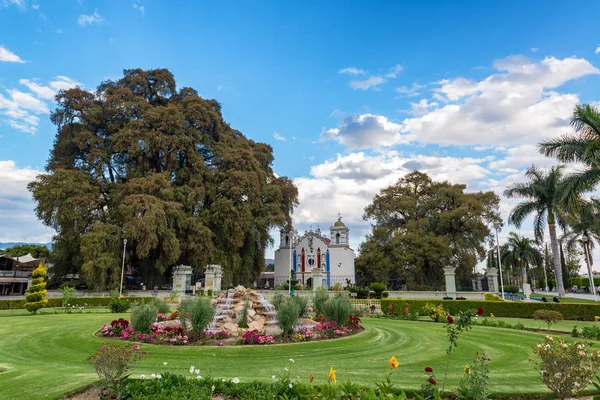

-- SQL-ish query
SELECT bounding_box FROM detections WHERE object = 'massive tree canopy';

[29,69,298,289]
[356,171,500,289]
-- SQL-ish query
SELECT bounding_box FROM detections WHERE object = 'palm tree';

[539,104,600,207]
[500,232,542,289]
[504,165,567,296]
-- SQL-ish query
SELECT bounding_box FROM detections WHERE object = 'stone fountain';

[207,286,279,335]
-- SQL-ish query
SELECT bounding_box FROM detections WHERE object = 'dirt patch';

[61,386,99,400]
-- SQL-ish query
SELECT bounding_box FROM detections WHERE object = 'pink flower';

[405,308,409,313]
[133,345,140,350]
[387,305,393,310]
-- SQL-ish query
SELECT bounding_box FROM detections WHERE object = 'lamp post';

[119,238,127,296]
[494,222,505,299]
[541,244,549,292]
[581,234,597,302]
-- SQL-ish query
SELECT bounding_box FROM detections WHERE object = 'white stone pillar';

[312,268,323,293]
[172,265,192,297]
[487,268,499,293]
[443,267,457,299]
[204,264,222,295]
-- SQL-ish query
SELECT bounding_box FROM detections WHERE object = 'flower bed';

[98,315,363,346]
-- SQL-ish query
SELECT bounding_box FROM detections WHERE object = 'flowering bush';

[240,330,275,345]
[292,327,315,342]
[314,321,347,339]
[422,303,448,322]
[88,344,144,398]
[156,313,167,322]
[532,336,600,399]
[457,353,490,400]
[347,315,362,330]
[102,318,129,336]
[533,310,563,331]
[420,366,438,399]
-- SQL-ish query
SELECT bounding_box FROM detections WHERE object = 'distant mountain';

[0,242,52,251]
[265,258,274,266]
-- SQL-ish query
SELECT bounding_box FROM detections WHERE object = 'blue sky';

[2,0,600,268]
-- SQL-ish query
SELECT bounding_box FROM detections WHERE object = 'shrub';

[131,303,158,333]
[88,344,143,399]
[369,282,387,299]
[152,298,170,314]
[277,298,300,335]
[25,263,48,314]
[313,287,329,316]
[483,292,503,302]
[168,291,179,302]
[207,289,213,297]
[179,298,215,335]
[0,296,152,310]
[422,303,448,322]
[532,336,600,399]
[331,282,343,291]
[380,299,600,321]
[109,296,131,313]
[60,285,77,309]
[292,295,308,317]
[533,310,563,331]
[272,291,287,310]
[323,296,354,327]
[504,285,520,294]
[457,353,490,400]
[239,301,249,329]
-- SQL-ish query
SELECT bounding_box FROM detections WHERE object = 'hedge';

[381,298,600,321]
[0,296,154,310]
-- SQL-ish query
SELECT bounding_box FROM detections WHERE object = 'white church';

[274,216,356,288]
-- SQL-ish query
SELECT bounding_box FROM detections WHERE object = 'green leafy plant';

[131,303,158,333]
[442,310,477,391]
[277,298,300,335]
[179,298,215,335]
[168,291,179,303]
[533,309,563,331]
[422,303,448,322]
[323,296,354,327]
[109,295,130,313]
[369,282,387,299]
[532,336,600,399]
[457,353,490,400]
[314,287,329,316]
[88,343,143,399]
[272,291,287,310]
[25,263,48,314]
[292,295,308,317]
[239,301,249,329]
[60,285,76,310]
[152,297,170,314]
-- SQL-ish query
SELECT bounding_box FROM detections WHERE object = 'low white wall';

[255,290,486,301]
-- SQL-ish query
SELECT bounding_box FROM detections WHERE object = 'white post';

[443,267,457,299]
[119,238,127,296]
[495,224,505,299]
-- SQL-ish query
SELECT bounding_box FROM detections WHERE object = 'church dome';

[333,217,346,228]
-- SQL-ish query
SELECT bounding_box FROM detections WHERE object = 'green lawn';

[529,293,598,303]
[1,313,598,399]
[0,307,111,317]
[475,316,599,332]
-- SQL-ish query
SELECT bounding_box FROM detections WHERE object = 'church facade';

[274,217,355,288]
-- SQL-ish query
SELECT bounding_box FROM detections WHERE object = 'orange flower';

[388,356,399,369]
[307,373,314,383]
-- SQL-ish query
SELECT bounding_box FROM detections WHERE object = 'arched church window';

[285,236,289,246]
[336,233,340,244]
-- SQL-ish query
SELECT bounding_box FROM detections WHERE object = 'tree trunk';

[548,224,566,297]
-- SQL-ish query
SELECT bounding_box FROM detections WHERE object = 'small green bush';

[369,282,387,299]
[89,344,143,398]
[131,303,158,332]
[533,310,564,330]
[484,292,504,302]
[239,301,249,329]
[323,296,354,326]
[292,295,308,317]
[313,287,329,316]
[60,285,77,309]
[272,291,287,310]
[109,296,131,313]
[277,298,300,335]
[504,285,520,294]
[179,298,215,335]
[152,298,170,314]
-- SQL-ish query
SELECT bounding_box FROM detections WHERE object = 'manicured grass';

[475,316,599,332]
[1,314,599,399]
[530,293,598,304]
[0,307,111,317]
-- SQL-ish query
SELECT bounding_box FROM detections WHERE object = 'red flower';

[404,308,409,313]
[477,307,484,316]
[387,305,393,310]
[447,315,454,324]
[428,377,437,385]
[424,366,433,373]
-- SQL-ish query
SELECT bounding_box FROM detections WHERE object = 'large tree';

[504,165,567,296]
[4,244,50,259]
[356,171,500,289]
[500,232,542,288]
[29,69,298,289]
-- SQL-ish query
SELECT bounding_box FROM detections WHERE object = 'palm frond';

[507,201,539,227]
[539,134,591,163]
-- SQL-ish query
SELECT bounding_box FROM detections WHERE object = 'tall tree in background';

[539,104,600,208]
[500,232,542,287]
[28,69,298,289]
[4,244,50,259]
[356,171,500,289]
[504,165,567,296]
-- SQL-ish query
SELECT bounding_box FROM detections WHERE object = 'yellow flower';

[388,356,399,369]
[328,367,337,383]
[595,315,599,322]
[464,365,470,375]
[490,313,495,318]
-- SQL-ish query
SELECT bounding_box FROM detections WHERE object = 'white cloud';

[407,99,439,116]
[596,47,600,54]
[321,113,411,150]
[349,75,385,91]
[78,9,104,26]
[273,132,286,141]
[49,76,81,91]
[395,83,424,97]
[0,45,25,63]
[385,64,403,78]
[339,67,365,76]
[2,0,26,10]
[0,161,54,243]
[19,79,55,99]
[531,48,539,53]
[133,3,144,15]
